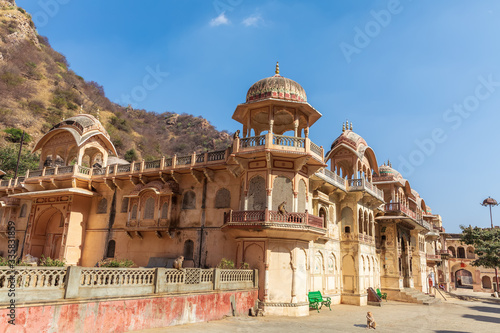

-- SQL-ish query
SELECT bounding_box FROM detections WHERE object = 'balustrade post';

[64,266,82,299]
[54,166,59,176]
[213,268,221,291]
[204,152,208,164]
[305,211,309,226]
[131,161,135,173]
[89,167,93,176]
[233,137,240,153]
[42,167,46,177]
[229,209,233,223]
[191,151,196,166]
[26,169,30,178]
[114,164,118,174]
[265,208,269,222]
[253,269,259,289]
[105,165,110,177]
[305,138,311,154]
[155,268,167,293]
[160,156,165,169]
[172,154,177,168]
[140,160,145,172]
[265,133,272,149]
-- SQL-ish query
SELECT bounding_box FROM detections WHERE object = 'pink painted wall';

[0,290,257,333]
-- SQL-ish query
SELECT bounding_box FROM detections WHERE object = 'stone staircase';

[401,288,440,305]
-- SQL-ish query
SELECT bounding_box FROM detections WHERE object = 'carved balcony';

[222,209,326,241]
[347,178,385,204]
[383,202,431,230]
[426,254,441,262]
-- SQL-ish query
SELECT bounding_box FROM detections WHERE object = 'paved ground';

[133,298,500,333]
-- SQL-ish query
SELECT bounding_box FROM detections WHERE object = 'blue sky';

[18,0,500,232]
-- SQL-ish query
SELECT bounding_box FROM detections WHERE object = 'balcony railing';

[236,134,323,161]
[384,202,431,230]
[426,254,441,261]
[314,168,347,191]
[358,233,374,244]
[0,148,232,189]
[347,178,384,201]
[272,134,305,148]
[224,209,325,229]
[239,135,266,148]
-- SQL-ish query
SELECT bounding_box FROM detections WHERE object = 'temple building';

[0,64,451,315]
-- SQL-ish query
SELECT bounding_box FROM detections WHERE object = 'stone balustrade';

[0,266,257,305]
[225,209,325,229]
[314,167,347,191]
[347,178,384,201]
[0,148,231,190]
[236,134,324,161]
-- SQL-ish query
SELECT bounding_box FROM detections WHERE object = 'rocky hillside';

[0,0,232,177]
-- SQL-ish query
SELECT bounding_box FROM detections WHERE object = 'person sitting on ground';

[366,311,377,330]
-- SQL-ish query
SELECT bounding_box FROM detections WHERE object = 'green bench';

[376,288,387,301]
[308,291,331,312]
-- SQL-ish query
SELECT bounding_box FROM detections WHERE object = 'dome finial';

[350,122,353,131]
[342,122,345,132]
[275,61,279,75]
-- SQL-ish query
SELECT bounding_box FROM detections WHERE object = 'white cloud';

[242,14,263,27]
[210,12,230,27]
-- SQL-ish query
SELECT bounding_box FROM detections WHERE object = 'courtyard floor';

[133,297,500,333]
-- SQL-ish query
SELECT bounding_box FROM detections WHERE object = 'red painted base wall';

[0,290,258,333]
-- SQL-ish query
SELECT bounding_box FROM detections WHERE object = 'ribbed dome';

[246,63,307,103]
[50,114,109,138]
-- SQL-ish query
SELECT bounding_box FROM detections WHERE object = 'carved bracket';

[190,169,205,184]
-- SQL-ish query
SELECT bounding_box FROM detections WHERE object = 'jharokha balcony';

[383,202,431,230]
[222,209,326,241]
[234,133,324,163]
[426,253,442,262]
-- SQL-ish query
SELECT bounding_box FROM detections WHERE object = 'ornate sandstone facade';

[0,65,448,315]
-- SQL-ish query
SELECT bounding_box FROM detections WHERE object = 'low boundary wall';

[0,289,258,332]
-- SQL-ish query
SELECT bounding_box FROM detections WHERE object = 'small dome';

[379,164,402,178]
[50,114,109,139]
[330,129,368,151]
[246,62,307,103]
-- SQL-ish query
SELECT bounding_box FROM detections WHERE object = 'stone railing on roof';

[0,266,257,305]
[0,148,232,190]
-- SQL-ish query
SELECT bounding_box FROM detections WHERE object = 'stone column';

[264,263,270,302]
[244,191,249,210]
[266,189,272,210]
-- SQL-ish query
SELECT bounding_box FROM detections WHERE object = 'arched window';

[457,247,465,259]
[106,240,116,258]
[121,197,129,213]
[96,198,108,214]
[19,204,28,218]
[358,209,363,234]
[131,204,138,220]
[182,191,196,209]
[143,197,155,219]
[319,207,327,228]
[448,246,456,258]
[161,202,169,219]
[183,240,194,260]
[215,188,231,208]
[341,207,353,233]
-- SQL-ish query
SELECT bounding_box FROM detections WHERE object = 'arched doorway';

[482,276,492,289]
[29,207,64,260]
[455,269,473,289]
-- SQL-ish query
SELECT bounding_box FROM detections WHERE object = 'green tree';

[124,149,138,163]
[0,145,39,178]
[3,128,32,143]
[460,225,500,290]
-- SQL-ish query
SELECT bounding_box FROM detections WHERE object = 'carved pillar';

[293,191,298,212]
[266,189,272,210]
[244,191,249,210]
[264,262,270,302]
